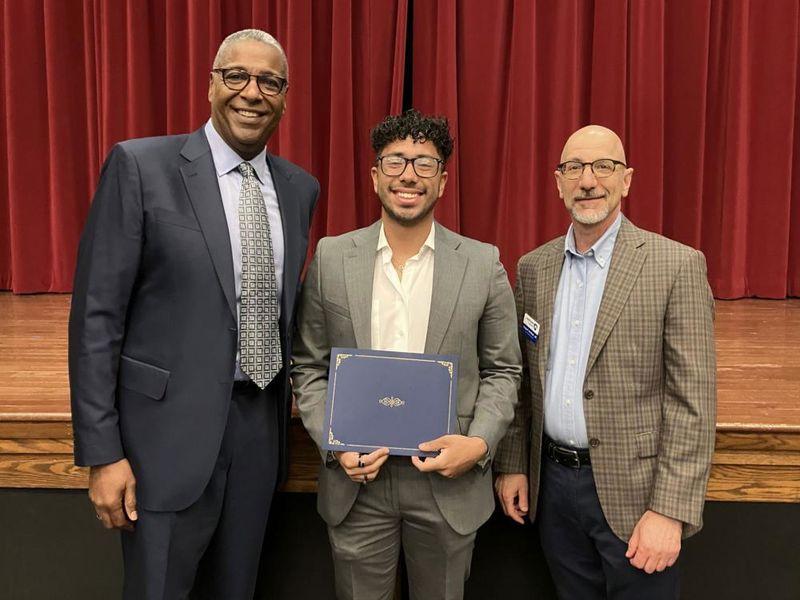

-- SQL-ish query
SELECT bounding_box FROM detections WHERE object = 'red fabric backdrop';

[0,0,405,292]
[1,0,798,297]
[412,0,800,298]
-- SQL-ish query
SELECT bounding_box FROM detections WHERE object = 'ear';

[621,167,634,198]
[208,73,215,103]
[437,170,448,198]
[371,166,380,195]
[554,171,565,199]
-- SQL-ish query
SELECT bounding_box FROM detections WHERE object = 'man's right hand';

[88,458,138,531]
[335,447,390,484]
[495,473,529,524]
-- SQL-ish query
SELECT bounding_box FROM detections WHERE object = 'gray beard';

[571,204,610,225]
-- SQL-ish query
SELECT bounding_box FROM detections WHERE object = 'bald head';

[561,125,626,164]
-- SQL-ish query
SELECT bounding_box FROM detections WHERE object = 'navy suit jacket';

[69,127,319,512]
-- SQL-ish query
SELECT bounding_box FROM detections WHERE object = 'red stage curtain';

[412,0,800,298]
[0,0,405,292]
[2,1,799,298]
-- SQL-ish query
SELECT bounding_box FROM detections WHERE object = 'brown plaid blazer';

[494,216,716,541]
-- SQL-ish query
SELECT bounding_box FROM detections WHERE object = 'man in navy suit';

[69,29,318,599]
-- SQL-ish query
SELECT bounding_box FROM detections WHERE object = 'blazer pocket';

[154,207,201,231]
[119,355,170,400]
[635,431,659,458]
[324,300,351,320]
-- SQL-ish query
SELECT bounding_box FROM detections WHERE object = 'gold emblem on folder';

[379,396,405,408]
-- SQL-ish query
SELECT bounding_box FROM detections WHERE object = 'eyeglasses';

[212,68,287,96]
[556,159,627,180]
[376,155,443,178]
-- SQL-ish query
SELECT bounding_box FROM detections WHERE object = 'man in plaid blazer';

[494,125,716,599]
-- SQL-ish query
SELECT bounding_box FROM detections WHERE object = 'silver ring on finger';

[362,474,368,485]
[357,458,364,468]
[95,513,103,520]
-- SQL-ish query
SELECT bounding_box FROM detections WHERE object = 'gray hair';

[213,29,288,79]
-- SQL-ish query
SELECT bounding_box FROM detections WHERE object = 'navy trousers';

[537,455,680,600]
[121,381,279,600]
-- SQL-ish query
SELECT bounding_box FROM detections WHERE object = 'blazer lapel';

[584,218,646,375]
[344,223,381,349]
[179,130,236,320]
[537,242,565,386]
[425,225,467,355]
[267,153,299,337]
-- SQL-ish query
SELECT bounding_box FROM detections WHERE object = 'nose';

[398,161,419,182]
[239,76,262,101]
[579,163,598,189]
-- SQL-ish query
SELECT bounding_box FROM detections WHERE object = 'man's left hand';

[411,435,488,478]
[626,510,682,573]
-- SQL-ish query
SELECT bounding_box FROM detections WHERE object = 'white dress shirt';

[370,222,436,353]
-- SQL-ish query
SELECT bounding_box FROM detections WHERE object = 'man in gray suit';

[69,30,318,599]
[292,109,521,600]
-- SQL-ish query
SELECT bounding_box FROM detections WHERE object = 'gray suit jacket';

[495,216,716,540]
[291,221,521,535]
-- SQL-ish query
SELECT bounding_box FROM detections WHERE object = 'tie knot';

[238,162,256,179]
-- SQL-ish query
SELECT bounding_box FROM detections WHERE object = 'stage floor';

[1,293,798,500]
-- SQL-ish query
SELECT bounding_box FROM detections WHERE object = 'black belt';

[543,435,591,469]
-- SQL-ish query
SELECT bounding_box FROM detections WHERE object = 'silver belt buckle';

[554,446,580,469]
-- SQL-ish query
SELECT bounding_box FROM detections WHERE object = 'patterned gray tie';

[238,161,282,388]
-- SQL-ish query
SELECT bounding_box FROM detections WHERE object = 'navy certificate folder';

[323,348,459,457]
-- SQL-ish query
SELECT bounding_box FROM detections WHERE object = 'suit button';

[584,389,594,400]
[589,438,600,448]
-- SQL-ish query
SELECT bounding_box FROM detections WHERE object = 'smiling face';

[555,126,633,229]
[371,137,448,228]
[208,39,287,159]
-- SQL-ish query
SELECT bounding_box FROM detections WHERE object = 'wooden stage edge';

[1,294,799,503]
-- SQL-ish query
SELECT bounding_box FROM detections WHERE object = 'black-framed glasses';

[556,159,627,180]
[376,155,443,178]
[212,68,287,96]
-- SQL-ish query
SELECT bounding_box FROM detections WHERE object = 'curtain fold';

[0,0,406,292]
[411,0,800,297]
[1,0,798,297]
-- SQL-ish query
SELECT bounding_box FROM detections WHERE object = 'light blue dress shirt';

[543,213,622,448]
[204,120,284,379]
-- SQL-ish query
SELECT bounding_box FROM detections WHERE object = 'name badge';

[521,313,540,344]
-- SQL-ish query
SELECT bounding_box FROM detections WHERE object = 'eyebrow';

[384,152,439,159]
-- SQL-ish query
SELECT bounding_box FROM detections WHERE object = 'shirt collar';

[377,221,436,263]
[204,119,268,183]
[564,212,623,269]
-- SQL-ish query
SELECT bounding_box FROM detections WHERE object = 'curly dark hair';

[370,109,454,162]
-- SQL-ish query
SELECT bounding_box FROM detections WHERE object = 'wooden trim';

[2,420,799,503]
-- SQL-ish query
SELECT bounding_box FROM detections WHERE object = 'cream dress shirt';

[370,222,436,352]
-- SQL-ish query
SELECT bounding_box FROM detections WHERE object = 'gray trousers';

[327,457,477,600]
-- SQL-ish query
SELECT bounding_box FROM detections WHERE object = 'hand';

[88,458,138,532]
[335,447,390,484]
[626,510,682,573]
[411,435,488,478]
[494,473,529,524]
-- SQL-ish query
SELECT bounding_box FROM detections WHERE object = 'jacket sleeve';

[493,264,532,474]
[290,238,331,462]
[649,249,717,528]
[467,247,523,468]
[68,144,144,467]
